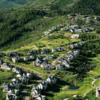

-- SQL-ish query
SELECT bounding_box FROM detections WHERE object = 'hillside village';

[0,13,100,100]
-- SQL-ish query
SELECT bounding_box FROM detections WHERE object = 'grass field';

[0,69,14,100]
[0,69,14,83]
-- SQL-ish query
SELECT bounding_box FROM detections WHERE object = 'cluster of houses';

[68,42,85,49]
[44,25,63,35]
[41,47,64,54]
[7,52,18,57]
[28,50,37,55]
[0,62,33,100]
[52,47,64,52]
[44,22,95,37]
[0,51,18,57]
[31,75,57,100]
[56,50,80,71]
[33,56,53,70]
[12,56,35,63]
[70,27,95,33]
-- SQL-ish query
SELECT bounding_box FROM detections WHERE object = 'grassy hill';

[0,0,100,50]
[0,0,35,9]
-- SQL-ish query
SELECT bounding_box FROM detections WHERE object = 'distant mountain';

[0,0,35,9]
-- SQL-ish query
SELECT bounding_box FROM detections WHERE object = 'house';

[7,51,18,57]
[36,57,43,63]
[12,56,20,63]
[3,83,8,92]
[23,56,35,61]
[70,29,75,33]
[74,43,79,48]
[23,56,30,61]
[94,16,100,21]
[57,58,64,64]
[36,95,46,100]
[28,50,37,55]
[16,73,22,78]
[31,88,41,98]
[7,89,19,95]
[45,55,55,60]
[19,73,28,83]
[71,34,80,39]
[40,61,48,68]
[44,31,50,35]
[96,84,100,98]
[85,28,95,32]
[75,29,83,33]
[6,93,17,100]
[9,80,21,88]
[52,47,63,52]
[61,26,69,31]
[86,17,91,23]
[44,25,61,36]
[26,73,33,79]
[68,42,85,49]
[33,61,41,67]
[11,78,17,82]
[41,49,51,54]
[56,64,65,71]
[65,57,71,63]
[70,25,79,29]
[0,52,4,57]
[68,44,75,49]
[46,75,57,84]
[41,63,53,70]
[73,50,80,59]
[12,68,21,74]
[62,60,70,68]
[37,81,48,90]
[30,56,35,60]
[1,62,12,70]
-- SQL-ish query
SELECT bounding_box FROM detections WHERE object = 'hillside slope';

[0,0,100,50]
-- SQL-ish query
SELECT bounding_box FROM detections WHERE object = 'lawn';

[0,69,14,100]
[0,69,14,84]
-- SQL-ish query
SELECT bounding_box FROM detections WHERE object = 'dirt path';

[11,63,47,79]
[83,77,100,97]
[52,54,64,66]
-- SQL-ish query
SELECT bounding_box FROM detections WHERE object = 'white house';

[12,57,20,63]
[71,34,80,39]
[96,84,100,98]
